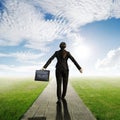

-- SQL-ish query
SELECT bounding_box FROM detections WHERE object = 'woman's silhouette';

[42,42,83,102]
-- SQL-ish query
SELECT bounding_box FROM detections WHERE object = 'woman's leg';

[62,70,69,98]
[56,69,62,100]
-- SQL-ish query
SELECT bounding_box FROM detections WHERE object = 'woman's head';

[59,42,66,50]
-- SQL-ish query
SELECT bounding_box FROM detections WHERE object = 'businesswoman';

[42,42,83,102]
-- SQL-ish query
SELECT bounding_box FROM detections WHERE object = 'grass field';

[71,77,120,120]
[0,78,48,120]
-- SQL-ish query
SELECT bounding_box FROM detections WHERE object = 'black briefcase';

[35,70,50,81]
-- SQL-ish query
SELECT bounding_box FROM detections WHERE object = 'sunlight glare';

[73,44,92,59]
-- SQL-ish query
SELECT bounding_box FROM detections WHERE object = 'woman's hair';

[59,42,67,58]
[59,42,66,50]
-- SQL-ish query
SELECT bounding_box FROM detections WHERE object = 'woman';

[42,42,83,102]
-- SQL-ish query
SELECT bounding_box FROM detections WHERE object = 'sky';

[0,0,120,77]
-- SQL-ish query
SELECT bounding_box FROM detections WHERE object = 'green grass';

[71,77,120,120]
[0,78,48,120]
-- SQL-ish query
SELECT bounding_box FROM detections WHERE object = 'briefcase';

[35,70,50,81]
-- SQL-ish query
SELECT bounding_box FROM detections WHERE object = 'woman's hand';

[80,68,83,73]
[41,67,46,70]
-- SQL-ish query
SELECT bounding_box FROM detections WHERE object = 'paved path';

[21,79,96,120]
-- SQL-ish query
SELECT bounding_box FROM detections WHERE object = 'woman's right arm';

[68,52,83,73]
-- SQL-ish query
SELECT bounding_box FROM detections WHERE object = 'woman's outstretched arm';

[68,52,83,73]
[42,52,56,69]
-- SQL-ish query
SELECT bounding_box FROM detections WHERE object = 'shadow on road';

[56,99,71,120]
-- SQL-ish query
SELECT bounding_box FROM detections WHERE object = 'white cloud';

[0,51,44,64]
[0,64,37,77]
[37,0,120,27]
[111,0,120,18]
[0,63,55,77]
[96,47,120,70]
[0,0,120,77]
[0,0,120,51]
[0,0,65,51]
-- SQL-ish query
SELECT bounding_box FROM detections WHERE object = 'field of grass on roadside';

[71,76,120,120]
[0,78,48,120]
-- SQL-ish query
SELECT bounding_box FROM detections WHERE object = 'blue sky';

[0,0,120,77]
[80,18,120,57]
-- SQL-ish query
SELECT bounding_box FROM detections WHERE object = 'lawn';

[0,78,48,120]
[71,76,120,120]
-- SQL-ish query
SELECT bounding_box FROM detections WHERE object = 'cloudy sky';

[0,0,120,77]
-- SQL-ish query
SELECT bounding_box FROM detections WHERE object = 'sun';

[73,44,92,59]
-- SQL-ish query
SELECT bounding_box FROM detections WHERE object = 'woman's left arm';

[42,52,56,69]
